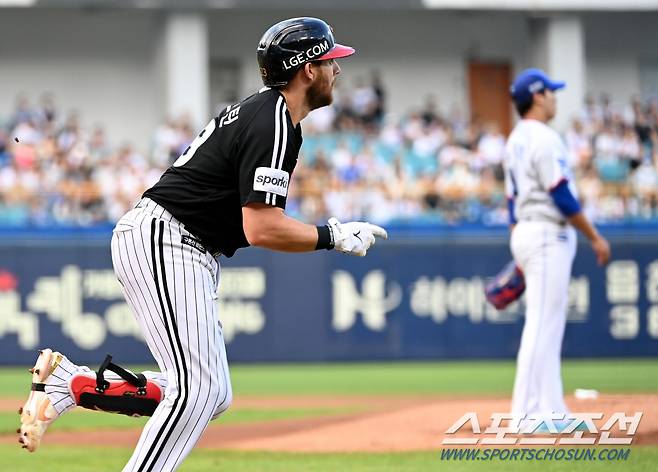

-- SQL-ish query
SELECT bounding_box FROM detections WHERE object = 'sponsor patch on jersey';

[253,167,290,197]
[181,235,207,253]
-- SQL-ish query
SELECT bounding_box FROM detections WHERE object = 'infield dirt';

[1,394,656,452]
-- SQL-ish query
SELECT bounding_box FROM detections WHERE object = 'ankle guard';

[69,355,163,417]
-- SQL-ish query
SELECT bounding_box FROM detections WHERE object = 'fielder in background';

[17,17,387,472]
[504,68,611,431]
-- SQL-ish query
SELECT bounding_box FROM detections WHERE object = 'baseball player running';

[505,69,611,431]
[17,17,386,471]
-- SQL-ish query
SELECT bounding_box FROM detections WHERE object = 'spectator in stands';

[152,118,183,167]
[565,119,593,173]
[2,90,658,228]
[593,122,624,182]
[9,95,34,130]
[351,76,378,126]
[0,130,9,167]
[371,70,386,125]
[421,96,441,126]
[620,123,642,170]
[89,126,110,164]
[35,93,57,129]
[633,97,655,162]
[476,122,506,179]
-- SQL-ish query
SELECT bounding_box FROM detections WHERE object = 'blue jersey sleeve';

[507,197,517,225]
[549,179,581,217]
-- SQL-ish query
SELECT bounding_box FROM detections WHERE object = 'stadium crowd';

[1,83,657,227]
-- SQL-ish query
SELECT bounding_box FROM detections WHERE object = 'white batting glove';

[327,217,388,257]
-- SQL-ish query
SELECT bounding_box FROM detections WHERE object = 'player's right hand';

[327,217,388,257]
[591,235,611,266]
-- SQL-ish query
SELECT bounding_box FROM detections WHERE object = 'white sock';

[43,355,91,416]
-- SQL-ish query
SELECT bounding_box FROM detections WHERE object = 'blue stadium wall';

[0,227,657,365]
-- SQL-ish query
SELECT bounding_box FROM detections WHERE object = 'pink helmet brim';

[318,43,355,60]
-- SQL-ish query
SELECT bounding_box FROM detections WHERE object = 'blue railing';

[0,221,655,242]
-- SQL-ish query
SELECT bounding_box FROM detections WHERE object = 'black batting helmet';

[257,17,355,87]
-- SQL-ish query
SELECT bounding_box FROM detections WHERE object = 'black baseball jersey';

[143,88,302,257]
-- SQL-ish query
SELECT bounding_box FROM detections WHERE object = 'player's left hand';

[327,217,388,257]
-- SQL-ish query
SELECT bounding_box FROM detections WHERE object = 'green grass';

[230,359,658,395]
[2,359,657,398]
[0,407,356,434]
[0,445,656,472]
[1,360,656,471]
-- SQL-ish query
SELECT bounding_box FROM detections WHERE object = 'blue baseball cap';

[510,68,566,105]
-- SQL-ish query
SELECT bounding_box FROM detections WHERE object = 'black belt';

[181,234,222,257]
[135,199,221,257]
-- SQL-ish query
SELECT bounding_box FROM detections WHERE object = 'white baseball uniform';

[111,198,232,472]
[504,119,577,419]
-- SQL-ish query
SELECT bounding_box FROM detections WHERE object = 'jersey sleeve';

[503,165,517,225]
[550,179,581,216]
[236,96,296,209]
[535,133,571,191]
[502,145,518,224]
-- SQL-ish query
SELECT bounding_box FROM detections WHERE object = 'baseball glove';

[485,260,525,310]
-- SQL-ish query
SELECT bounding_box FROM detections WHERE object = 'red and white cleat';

[18,349,71,452]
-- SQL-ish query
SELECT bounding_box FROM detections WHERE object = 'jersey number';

[173,119,216,168]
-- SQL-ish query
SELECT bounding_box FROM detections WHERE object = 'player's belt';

[135,198,222,257]
[180,234,222,258]
[519,215,567,227]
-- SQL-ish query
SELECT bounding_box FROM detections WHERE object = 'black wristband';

[315,225,334,250]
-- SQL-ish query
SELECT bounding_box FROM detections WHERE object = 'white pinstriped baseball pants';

[111,198,232,472]
[510,220,576,419]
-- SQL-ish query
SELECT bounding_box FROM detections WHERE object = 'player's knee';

[221,385,233,410]
[210,384,232,420]
[216,381,233,411]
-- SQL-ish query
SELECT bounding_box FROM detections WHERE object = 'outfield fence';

[0,227,656,364]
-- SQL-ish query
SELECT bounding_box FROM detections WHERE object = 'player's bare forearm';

[567,212,611,265]
[567,212,599,241]
[242,203,319,252]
